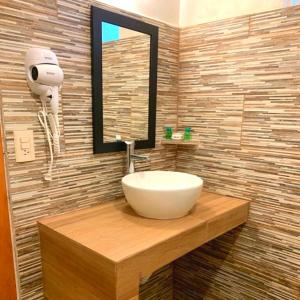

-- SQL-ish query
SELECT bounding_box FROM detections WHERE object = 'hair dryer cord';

[38,102,54,181]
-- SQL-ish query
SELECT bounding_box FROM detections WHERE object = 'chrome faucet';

[125,141,149,174]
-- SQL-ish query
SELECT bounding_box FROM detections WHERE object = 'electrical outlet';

[14,130,35,162]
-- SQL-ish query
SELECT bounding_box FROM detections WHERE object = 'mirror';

[91,7,158,153]
[102,23,150,143]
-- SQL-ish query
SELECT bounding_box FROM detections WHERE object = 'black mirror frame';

[91,6,158,153]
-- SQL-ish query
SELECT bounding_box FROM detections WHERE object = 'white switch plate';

[14,130,35,162]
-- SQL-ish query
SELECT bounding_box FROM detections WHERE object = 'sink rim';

[122,170,203,192]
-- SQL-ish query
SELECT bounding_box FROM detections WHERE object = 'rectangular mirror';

[91,6,158,153]
[102,23,150,143]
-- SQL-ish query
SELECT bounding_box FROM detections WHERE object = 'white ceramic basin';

[122,171,203,219]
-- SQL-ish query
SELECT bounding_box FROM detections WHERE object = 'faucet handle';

[130,154,150,161]
[124,140,135,153]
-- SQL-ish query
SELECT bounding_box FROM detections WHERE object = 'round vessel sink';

[122,171,203,219]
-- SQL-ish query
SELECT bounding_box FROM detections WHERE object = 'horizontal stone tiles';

[1,1,299,299]
[176,5,300,300]
[0,1,178,299]
[178,94,244,149]
[242,93,300,152]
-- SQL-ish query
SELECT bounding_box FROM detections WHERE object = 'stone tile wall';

[0,1,178,298]
[175,6,300,300]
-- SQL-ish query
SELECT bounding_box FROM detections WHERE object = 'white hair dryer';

[25,48,64,181]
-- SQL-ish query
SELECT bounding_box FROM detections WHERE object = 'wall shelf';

[161,139,199,146]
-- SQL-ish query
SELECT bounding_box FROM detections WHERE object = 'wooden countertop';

[38,191,249,300]
[39,191,248,262]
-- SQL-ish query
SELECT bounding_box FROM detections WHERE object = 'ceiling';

[97,0,296,27]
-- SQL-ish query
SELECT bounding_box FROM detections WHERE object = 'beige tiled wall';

[1,1,299,300]
[0,1,178,298]
[175,6,300,300]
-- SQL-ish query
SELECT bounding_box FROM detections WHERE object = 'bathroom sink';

[122,171,203,219]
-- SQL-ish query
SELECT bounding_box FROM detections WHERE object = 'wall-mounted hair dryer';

[25,48,64,181]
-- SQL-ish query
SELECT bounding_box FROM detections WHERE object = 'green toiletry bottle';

[183,127,192,141]
[164,127,173,140]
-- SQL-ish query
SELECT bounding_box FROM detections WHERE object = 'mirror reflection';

[102,21,150,142]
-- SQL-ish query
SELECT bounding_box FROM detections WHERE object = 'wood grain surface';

[0,129,17,300]
[38,191,249,300]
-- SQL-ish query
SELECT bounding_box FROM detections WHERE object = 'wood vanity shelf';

[38,192,249,300]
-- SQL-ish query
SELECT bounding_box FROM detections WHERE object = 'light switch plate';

[14,130,35,162]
